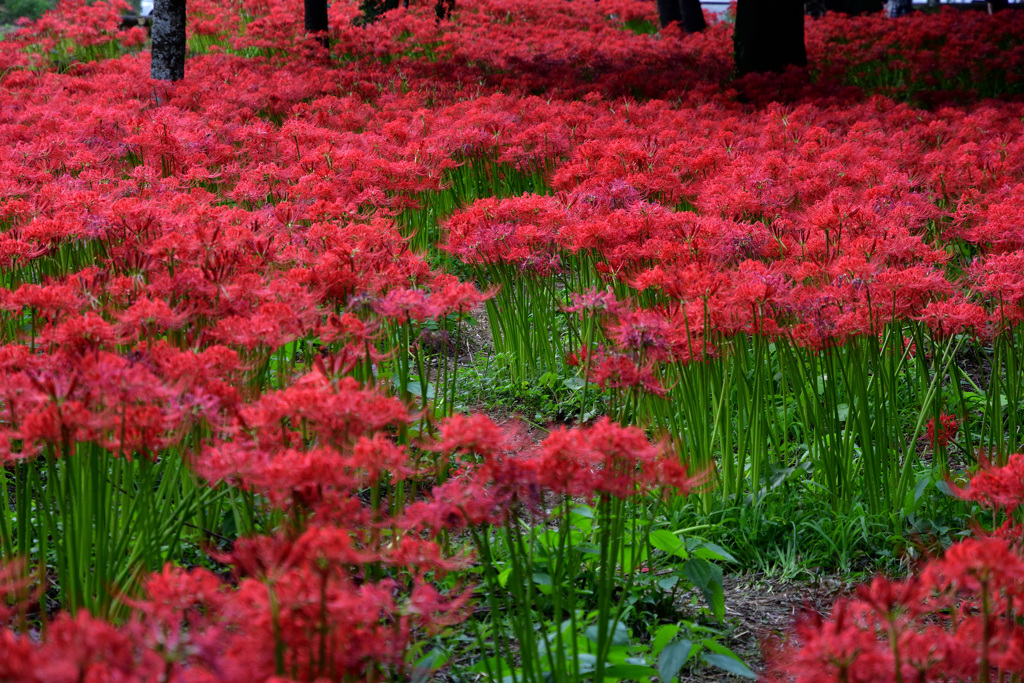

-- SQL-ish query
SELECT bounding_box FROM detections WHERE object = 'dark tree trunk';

[304,0,328,33]
[657,0,682,28]
[824,0,883,13]
[304,0,329,47]
[356,0,400,25]
[434,0,455,21]
[733,0,807,75]
[679,0,706,32]
[657,0,706,32]
[151,0,186,82]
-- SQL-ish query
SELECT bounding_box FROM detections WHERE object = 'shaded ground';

[681,573,852,681]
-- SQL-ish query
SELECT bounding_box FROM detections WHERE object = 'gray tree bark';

[151,0,186,81]
[885,0,912,17]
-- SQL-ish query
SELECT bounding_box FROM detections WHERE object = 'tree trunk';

[733,0,807,75]
[824,0,883,13]
[356,0,400,25]
[304,0,329,47]
[305,0,328,33]
[657,0,706,32]
[151,0,186,82]
[434,0,455,21]
[679,0,706,32]
[657,0,682,28]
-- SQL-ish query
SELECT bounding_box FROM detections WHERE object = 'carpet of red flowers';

[2,0,1024,680]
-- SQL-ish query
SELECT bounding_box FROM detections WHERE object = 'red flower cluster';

[0,0,1021,678]
[0,537,470,682]
[925,413,960,450]
[952,453,1024,514]
[0,381,698,679]
[767,455,1024,682]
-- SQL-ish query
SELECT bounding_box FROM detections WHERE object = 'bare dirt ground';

[678,573,852,681]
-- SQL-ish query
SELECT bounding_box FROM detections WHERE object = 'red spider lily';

[532,418,699,499]
[195,378,417,514]
[564,287,623,317]
[319,312,379,345]
[429,274,496,315]
[401,470,533,530]
[916,299,991,341]
[442,194,565,274]
[924,413,960,450]
[374,288,442,324]
[586,348,667,397]
[768,469,1024,683]
[950,453,1024,514]
[604,307,677,363]
[436,412,520,466]
[5,0,1024,678]
[234,373,411,448]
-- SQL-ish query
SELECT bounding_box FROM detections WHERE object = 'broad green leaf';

[694,542,737,564]
[570,511,594,533]
[708,579,725,623]
[575,653,597,673]
[652,624,680,656]
[221,509,237,540]
[913,475,932,505]
[405,381,436,399]
[650,529,688,559]
[563,377,586,391]
[703,639,744,659]
[497,566,512,588]
[412,649,448,683]
[584,620,630,646]
[685,559,725,622]
[657,575,679,591]
[703,653,756,679]
[468,655,514,674]
[603,663,658,679]
[571,505,595,519]
[683,557,714,590]
[658,640,693,682]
